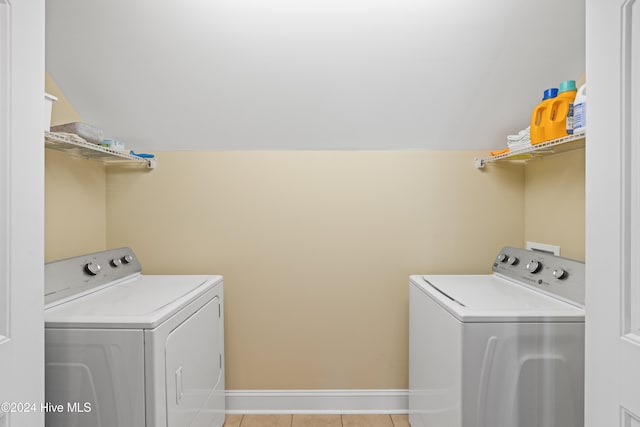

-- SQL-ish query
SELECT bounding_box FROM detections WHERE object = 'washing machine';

[409,246,584,427]
[44,247,225,427]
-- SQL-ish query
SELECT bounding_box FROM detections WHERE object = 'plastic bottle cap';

[542,88,559,100]
[559,80,577,93]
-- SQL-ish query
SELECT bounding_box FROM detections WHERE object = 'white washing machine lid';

[411,274,585,323]
[44,274,222,329]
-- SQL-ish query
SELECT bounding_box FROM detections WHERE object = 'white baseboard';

[226,389,408,414]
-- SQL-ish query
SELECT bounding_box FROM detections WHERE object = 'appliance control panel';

[45,247,142,306]
[493,246,585,307]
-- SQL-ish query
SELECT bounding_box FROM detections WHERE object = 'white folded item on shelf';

[507,126,530,142]
[506,126,531,150]
[508,140,532,151]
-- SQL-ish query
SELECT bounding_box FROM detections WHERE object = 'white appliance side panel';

[165,296,222,427]
[462,322,585,427]
[45,328,145,427]
[145,283,224,427]
[409,282,462,427]
[198,284,225,427]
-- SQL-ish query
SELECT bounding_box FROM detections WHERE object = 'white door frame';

[585,0,640,425]
[0,0,45,426]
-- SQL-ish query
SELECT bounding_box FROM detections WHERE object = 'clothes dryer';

[44,248,224,427]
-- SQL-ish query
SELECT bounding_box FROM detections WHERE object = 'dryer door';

[165,296,222,427]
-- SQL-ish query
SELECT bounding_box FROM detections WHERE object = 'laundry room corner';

[39,0,590,414]
[41,72,590,413]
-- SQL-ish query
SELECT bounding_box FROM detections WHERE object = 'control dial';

[110,258,122,267]
[507,256,519,266]
[496,253,508,263]
[84,262,101,276]
[121,254,134,264]
[526,260,543,274]
[553,268,568,280]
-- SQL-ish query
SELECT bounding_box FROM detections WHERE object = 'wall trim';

[225,389,408,414]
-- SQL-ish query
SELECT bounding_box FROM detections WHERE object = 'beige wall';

[105,151,524,389]
[45,150,106,261]
[524,149,585,261]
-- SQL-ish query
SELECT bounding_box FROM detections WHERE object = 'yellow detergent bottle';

[530,88,558,145]
[546,80,577,141]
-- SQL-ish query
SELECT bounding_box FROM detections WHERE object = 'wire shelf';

[45,131,156,169]
[475,132,585,169]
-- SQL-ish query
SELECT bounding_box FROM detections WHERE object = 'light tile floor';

[224,414,410,427]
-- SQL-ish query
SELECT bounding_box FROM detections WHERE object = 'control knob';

[526,260,542,274]
[110,258,122,267]
[496,253,508,263]
[553,268,568,280]
[84,262,101,276]
[121,254,134,264]
[507,256,519,266]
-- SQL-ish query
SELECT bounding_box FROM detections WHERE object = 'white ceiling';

[45,0,585,151]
